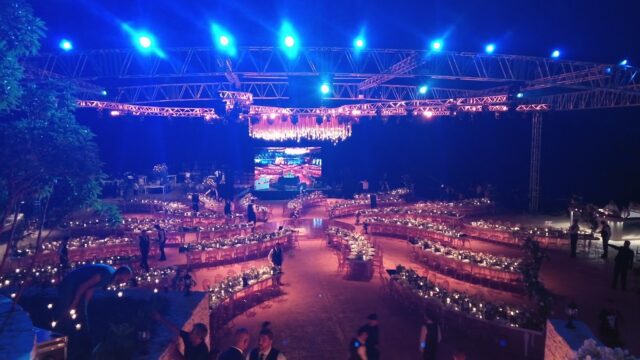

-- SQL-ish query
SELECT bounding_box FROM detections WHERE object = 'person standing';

[57,265,132,333]
[218,328,250,360]
[192,193,200,214]
[419,315,441,360]
[568,219,579,258]
[155,224,167,261]
[154,313,210,360]
[608,240,635,290]
[246,322,287,360]
[247,201,257,224]
[349,327,369,360]
[600,220,612,259]
[139,230,150,271]
[224,200,233,222]
[59,236,70,271]
[268,242,284,286]
[361,314,380,360]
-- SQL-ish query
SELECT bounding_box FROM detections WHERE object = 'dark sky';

[33,0,639,64]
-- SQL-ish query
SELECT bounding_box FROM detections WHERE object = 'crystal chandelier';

[248,115,352,142]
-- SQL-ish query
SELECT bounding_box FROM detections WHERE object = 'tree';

[0,0,45,113]
[0,0,117,272]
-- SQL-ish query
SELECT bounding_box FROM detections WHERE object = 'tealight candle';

[75,323,82,330]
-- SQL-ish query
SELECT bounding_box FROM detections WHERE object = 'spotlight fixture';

[138,36,152,49]
[430,39,443,52]
[485,43,496,54]
[320,83,331,95]
[619,59,628,66]
[284,36,295,47]
[59,39,73,51]
[418,85,429,95]
[551,49,561,58]
[100,90,108,96]
[516,92,524,99]
[354,37,365,49]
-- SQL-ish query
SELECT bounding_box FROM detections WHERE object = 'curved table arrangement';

[356,206,463,226]
[411,238,523,291]
[386,266,543,357]
[328,190,406,218]
[207,267,281,344]
[184,231,293,268]
[410,198,495,217]
[364,217,469,247]
[464,221,597,249]
[286,191,326,216]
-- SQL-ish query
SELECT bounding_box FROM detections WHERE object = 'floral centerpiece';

[574,339,637,360]
[393,265,544,331]
[152,163,169,184]
[326,227,376,261]
[208,266,274,308]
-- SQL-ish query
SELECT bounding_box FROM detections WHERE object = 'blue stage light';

[516,92,524,98]
[354,37,365,49]
[100,90,108,96]
[418,85,428,94]
[320,83,331,95]
[485,43,495,54]
[59,39,73,51]
[430,39,443,52]
[211,23,237,57]
[138,36,152,49]
[284,35,295,47]
[279,22,300,58]
[619,59,628,66]
[121,23,165,57]
[551,49,561,58]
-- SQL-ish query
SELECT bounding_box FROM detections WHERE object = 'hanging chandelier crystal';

[248,115,352,142]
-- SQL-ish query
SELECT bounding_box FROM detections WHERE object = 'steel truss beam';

[26,47,636,88]
[77,100,218,118]
[77,94,548,118]
[104,82,474,103]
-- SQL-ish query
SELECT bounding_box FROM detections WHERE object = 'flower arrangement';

[574,339,637,360]
[208,266,274,308]
[326,227,376,261]
[393,265,544,331]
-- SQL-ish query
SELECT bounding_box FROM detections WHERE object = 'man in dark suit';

[218,328,250,360]
[608,240,635,290]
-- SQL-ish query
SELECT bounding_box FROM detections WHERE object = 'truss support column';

[528,112,543,212]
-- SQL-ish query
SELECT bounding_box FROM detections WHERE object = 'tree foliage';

[0,0,46,113]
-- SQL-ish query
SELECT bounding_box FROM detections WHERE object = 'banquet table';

[329,201,404,218]
[186,234,292,267]
[414,246,522,283]
[359,211,463,226]
[367,222,468,247]
[346,259,373,281]
[387,275,543,358]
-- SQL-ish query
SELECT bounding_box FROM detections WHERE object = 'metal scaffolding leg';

[528,113,543,212]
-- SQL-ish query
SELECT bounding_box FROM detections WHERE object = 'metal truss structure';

[25,46,640,112]
[27,47,640,213]
[529,113,543,212]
